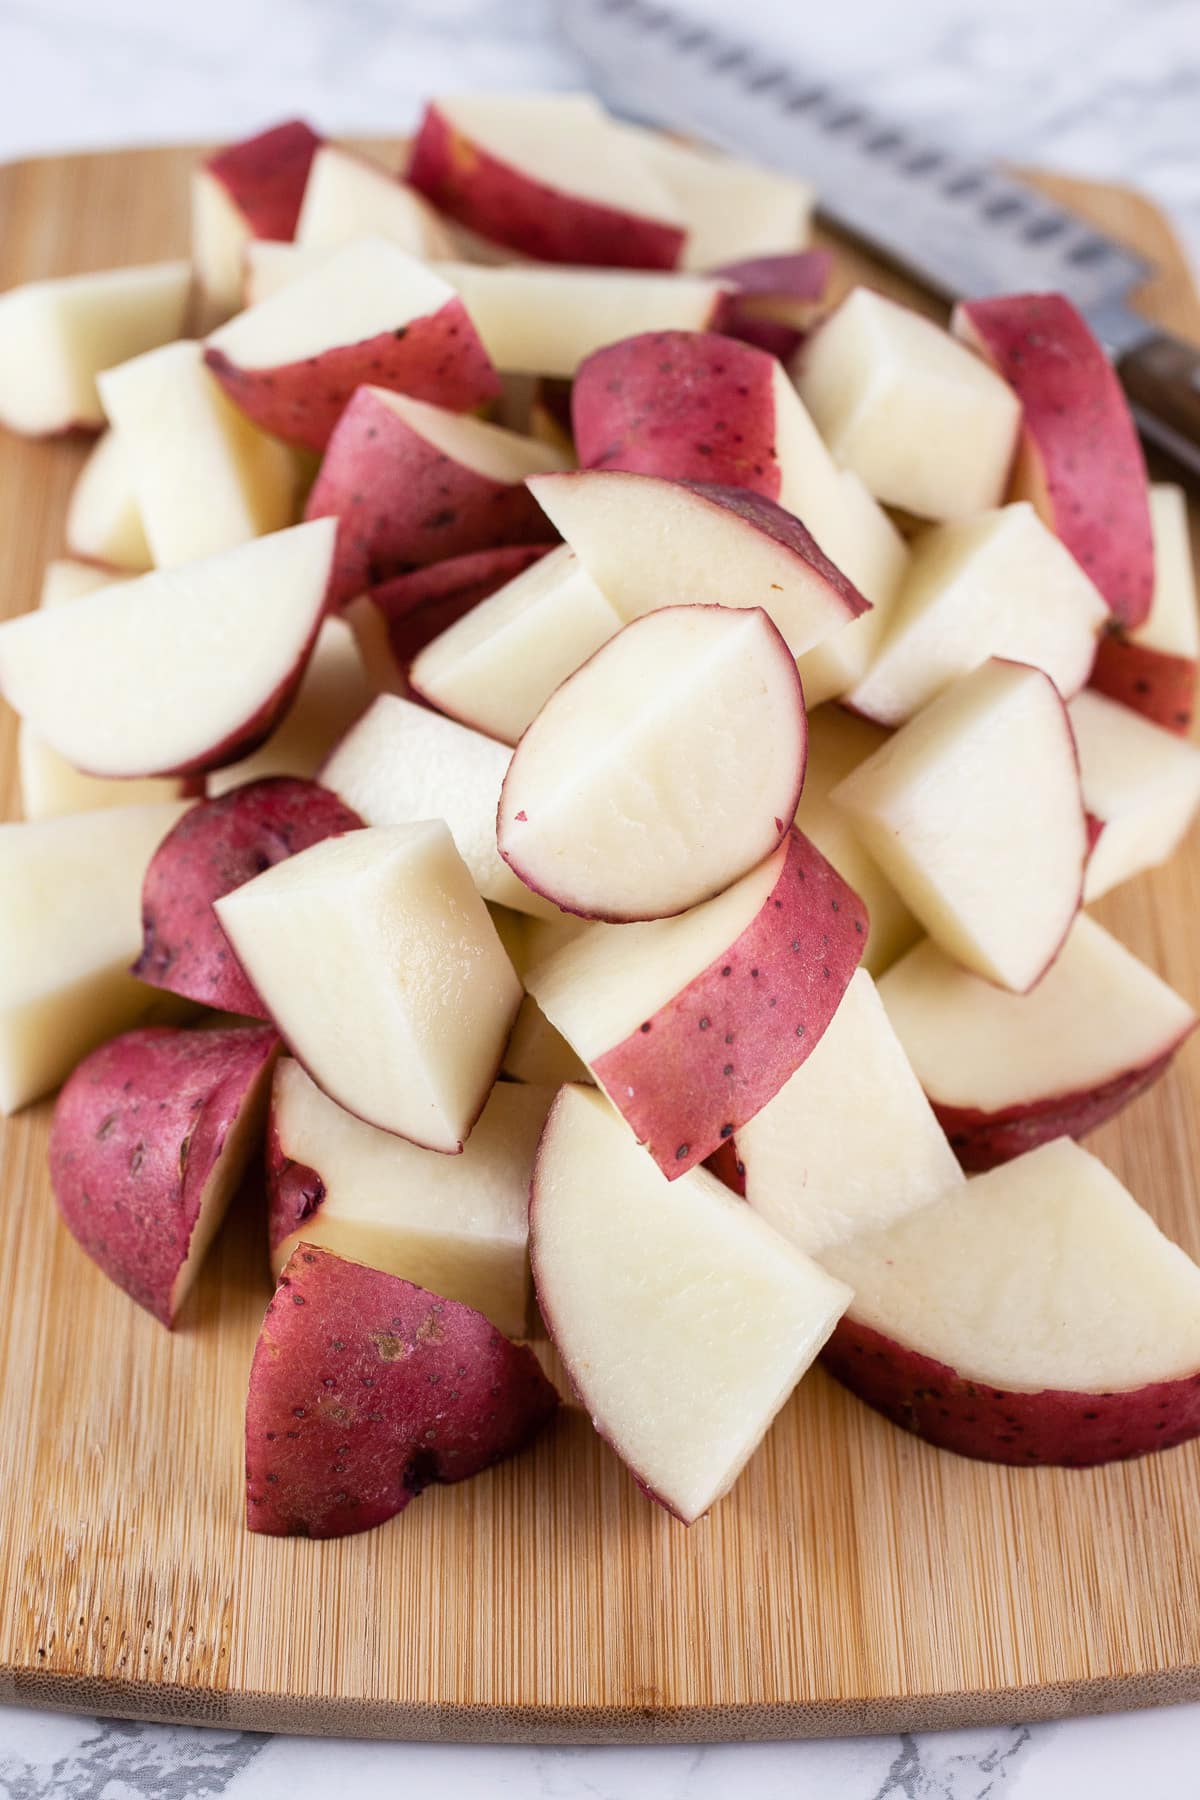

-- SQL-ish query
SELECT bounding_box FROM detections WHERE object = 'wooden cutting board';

[1,145,1199,1746]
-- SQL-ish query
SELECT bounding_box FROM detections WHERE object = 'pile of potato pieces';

[0,93,1199,1538]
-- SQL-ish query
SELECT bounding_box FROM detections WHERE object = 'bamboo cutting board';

[0,145,1199,1745]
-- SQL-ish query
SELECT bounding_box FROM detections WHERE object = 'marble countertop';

[2,0,1199,1792]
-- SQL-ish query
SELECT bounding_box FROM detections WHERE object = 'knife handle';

[1117,331,1200,494]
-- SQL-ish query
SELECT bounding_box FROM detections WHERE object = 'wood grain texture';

[0,144,1199,1744]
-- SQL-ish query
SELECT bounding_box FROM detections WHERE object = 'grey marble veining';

[1,0,1199,1793]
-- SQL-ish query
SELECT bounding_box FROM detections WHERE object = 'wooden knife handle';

[1118,331,1200,493]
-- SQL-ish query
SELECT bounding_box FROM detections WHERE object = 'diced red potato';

[0,262,192,436]
[792,705,920,978]
[795,288,1022,521]
[616,124,814,270]
[1089,484,1199,735]
[527,469,869,658]
[304,388,567,605]
[498,606,808,922]
[832,659,1088,993]
[845,503,1107,726]
[64,430,152,571]
[531,1084,848,1523]
[204,238,501,450]
[0,519,337,779]
[735,967,963,1258]
[97,340,299,567]
[406,94,686,269]
[438,261,730,379]
[50,1023,279,1326]
[268,1059,554,1336]
[821,1139,1200,1467]
[525,828,867,1178]
[501,995,593,1088]
[294,144,455,258]
[711,249,833,360]
[878,919,1198,1170]
[1068,688,1200,899]
[320,694,564,919]
[133,776,364,1019]
[214,823,522,1153]
[245,1243,558,1537]
[953,292,1154,628]
[0,801,192,1114]
[192,119,323,322]
[408,545,621,744]
[242,240,331,307]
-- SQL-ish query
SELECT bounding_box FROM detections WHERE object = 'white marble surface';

[2,0,1200,1792]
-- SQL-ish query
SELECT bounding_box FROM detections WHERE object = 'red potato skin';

[204,120,323,240]
[265,1110,327,1257]
[133,777,363,1018]
[1089,632,1196,737]
[406,103,684,271]
[572,331,784,495]
[821,1313,1200,1466]
[245,1243,559,1537]
[954,294,1153,629]
[305,388,558,606]
[713,250,833,361]
[932,1039,1192,1173]
[204,296,502,453]
[591,829,868,1179]
[49,1024,279,1326]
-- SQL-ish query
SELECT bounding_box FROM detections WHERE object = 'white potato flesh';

[823,1139,1200,1393]
[409,546,622,744]
[320,695,561,919]
[440,262,727,378]
[243,241,332,306]
[206,237,456,368]
[532,1085,850,1522]
[215,823,521,1154]
[368,388,570,480]
[207,616,373,795]
[1133,485,1200,658]
[98,340,297,566]
[18,725,186,820]
[796,289,1021,519]
[64,430,151,571]
[528,468,863,657]
[879,917,1197,1115]
[525,843,785,1060]
[739,968,962,1256]
[192,168,252,320]
[832,659,1086,992]
[0,261,191,434]
[793,705,919,976]
[497,606,805,920]
[0,801,191,1112]
[501,995,593,1087]
[295,146,454,257]
[1069,689,1200,900]
[618,124,813,267]
[0,519,335,778]
[172,1052,276,1316]
[434,93,684,228]
[270,1059,550,1335]
[38,559,124,607]
[847,504,1107,725]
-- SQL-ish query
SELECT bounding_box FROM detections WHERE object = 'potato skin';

[133,777,362,1018]
[245,1244,559,1537]
[49,1023,278,1325]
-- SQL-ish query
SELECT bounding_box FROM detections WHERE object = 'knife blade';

[560,0,1200,488]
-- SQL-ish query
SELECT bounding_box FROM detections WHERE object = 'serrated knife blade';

[560,0,1200,488]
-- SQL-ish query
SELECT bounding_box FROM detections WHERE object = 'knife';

[560,0,1200,490]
